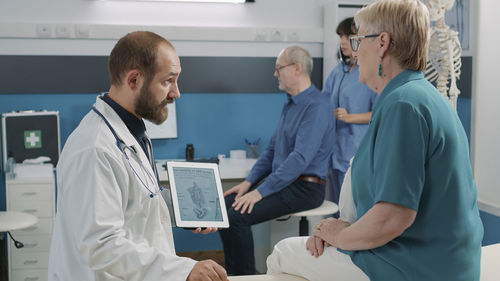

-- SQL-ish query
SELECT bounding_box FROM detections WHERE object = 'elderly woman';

[266,0,483,280]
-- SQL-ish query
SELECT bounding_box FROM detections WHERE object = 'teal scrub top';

[344,70,483,281]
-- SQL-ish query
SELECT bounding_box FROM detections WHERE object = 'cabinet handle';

[22,192,37,196]
[23,259,39,265]
[22,209,37,213]
[24,242,38,248]
[25,277,40,281]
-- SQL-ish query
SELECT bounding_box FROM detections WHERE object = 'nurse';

[267,0,483,280]
[322,17,377,206]
[48,31,227,281]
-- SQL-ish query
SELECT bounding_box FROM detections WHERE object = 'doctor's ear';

[125,69,142,90]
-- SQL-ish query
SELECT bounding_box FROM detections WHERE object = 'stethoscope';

[336,47,358,108]
[338,47,356,74]
[92,106,163,198]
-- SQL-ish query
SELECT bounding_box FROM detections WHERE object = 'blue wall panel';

[0,92,286,251]
[1,94,498,252]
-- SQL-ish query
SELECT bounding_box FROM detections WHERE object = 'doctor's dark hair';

[109,31,174,86]
[336,17,357,64]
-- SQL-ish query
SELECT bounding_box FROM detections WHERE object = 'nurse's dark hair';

[336,17,357,36]
[109,31,174,86]
[336,17,357,64]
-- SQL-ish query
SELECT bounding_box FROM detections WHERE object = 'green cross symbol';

[24,130,42,149]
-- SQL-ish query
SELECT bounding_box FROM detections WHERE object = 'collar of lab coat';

[93,96,157,184]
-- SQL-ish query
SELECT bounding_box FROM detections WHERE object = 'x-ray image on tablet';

[166,161,229,228]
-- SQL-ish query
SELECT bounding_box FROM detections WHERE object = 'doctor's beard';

[135,81,169,125]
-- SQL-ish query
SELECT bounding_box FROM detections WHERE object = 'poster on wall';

[444,0,470,51]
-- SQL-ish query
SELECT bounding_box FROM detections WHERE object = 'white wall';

[0,0,337,57]
[0,0,324,27]
[471,0,500,216]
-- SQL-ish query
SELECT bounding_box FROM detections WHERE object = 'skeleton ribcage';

[425,28,462,84]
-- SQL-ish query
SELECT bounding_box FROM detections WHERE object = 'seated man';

[219,45,334,275]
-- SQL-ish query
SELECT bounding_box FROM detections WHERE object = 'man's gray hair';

[283,45,313,77]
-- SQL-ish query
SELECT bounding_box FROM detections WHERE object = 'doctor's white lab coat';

[48,97,196,281]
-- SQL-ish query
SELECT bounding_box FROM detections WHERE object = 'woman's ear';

[378,31,392,58]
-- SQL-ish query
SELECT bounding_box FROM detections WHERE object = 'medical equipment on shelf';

[91,106,163,198]
[1,110,60,169]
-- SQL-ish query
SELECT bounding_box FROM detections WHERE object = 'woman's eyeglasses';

[349,34,380,52]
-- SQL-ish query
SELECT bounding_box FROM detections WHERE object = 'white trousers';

[266,237,368,281]
[266,164,368,281]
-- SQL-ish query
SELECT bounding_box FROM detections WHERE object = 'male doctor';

[48,31,227,281]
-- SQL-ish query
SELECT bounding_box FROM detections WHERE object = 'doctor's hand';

[334,107,350,122]
[191,227,218,234]
[224,180,251,200]
[312,218,350,249]
[187,260,228,281]
[232,189,262,214]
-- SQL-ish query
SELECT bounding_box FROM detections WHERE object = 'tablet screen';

[167,161,229,228]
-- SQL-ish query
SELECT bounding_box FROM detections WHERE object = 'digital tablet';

[166,161,229,228]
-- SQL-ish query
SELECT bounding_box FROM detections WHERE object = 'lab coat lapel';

[94,97,157,185]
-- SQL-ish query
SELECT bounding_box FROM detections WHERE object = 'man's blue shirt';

[246,85,334,198]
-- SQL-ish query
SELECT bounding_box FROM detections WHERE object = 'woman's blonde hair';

[354,0,430,71]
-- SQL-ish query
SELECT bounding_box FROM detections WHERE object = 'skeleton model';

[424,0,462,109]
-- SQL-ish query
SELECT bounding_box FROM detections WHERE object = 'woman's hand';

[312,218,351,248]
[306,235,327,257]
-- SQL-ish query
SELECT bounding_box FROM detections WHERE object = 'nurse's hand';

[224,180,251,200]
[187,260,228,281]
[232,189,262,214]
[191,227,218,234]
[334,107,350,122]
[312,218,350,248]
